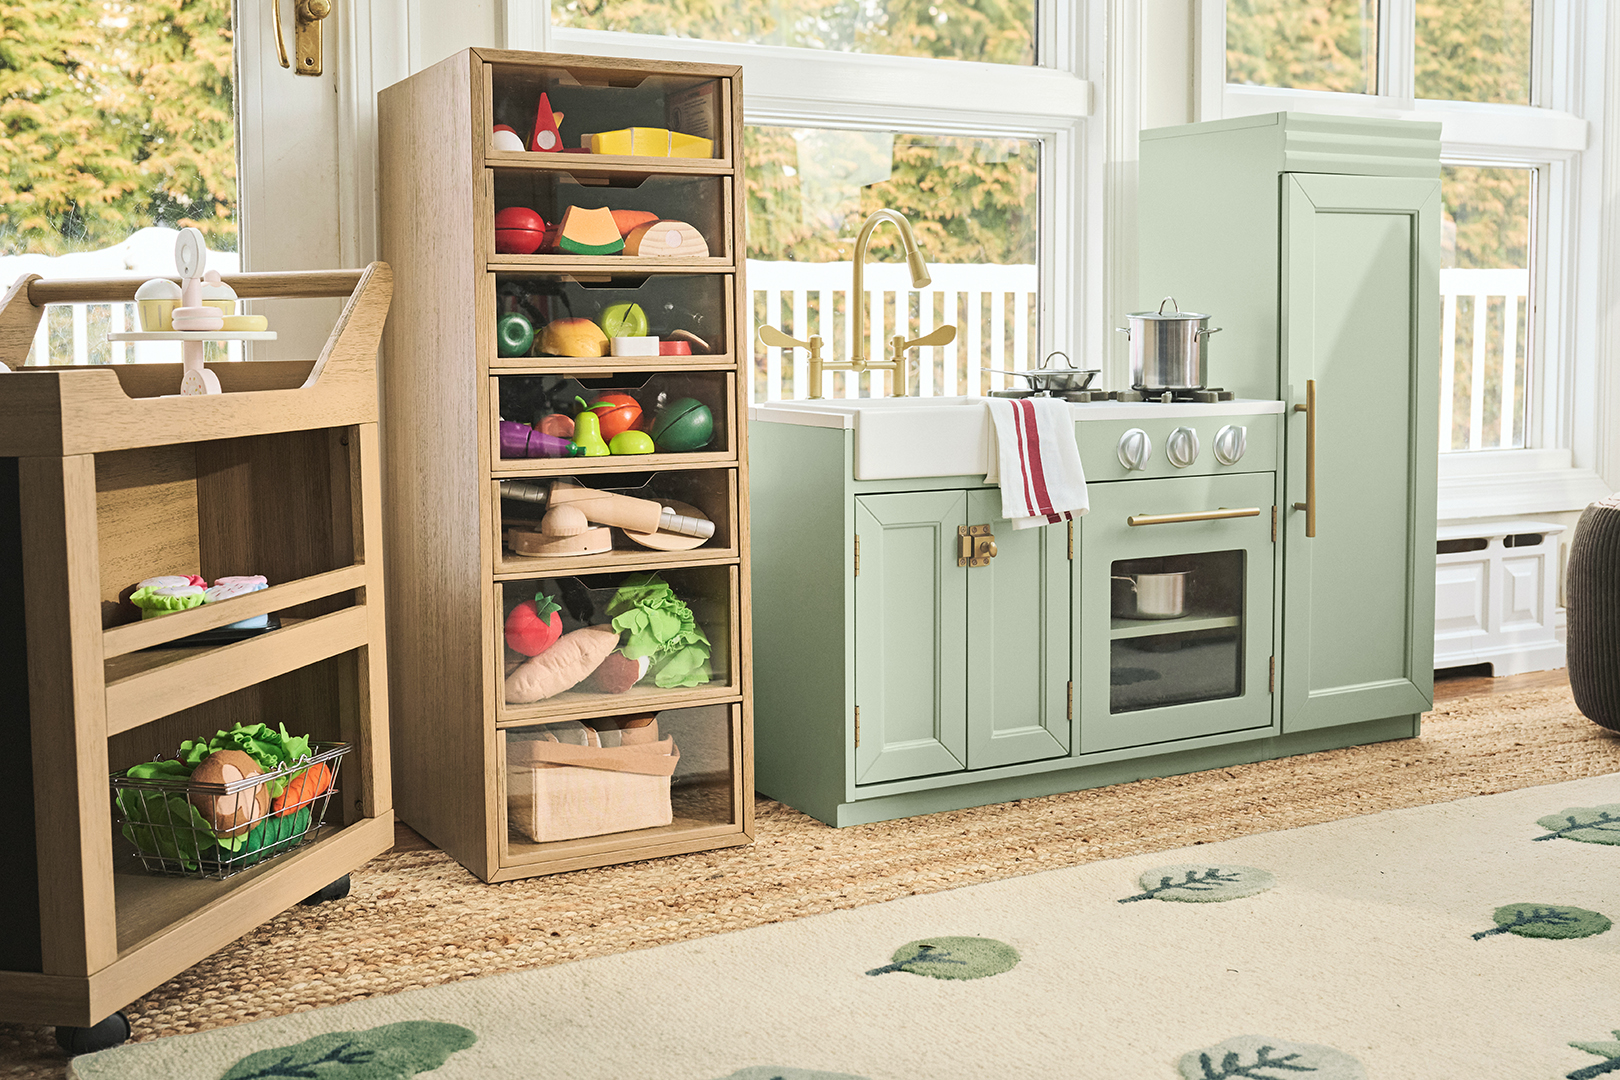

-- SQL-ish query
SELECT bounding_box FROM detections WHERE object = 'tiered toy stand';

[0,265,396,1050]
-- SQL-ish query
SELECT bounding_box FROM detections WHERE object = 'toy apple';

[495,207,547,255]
[589,392,641,440]
[497,312,533,357]
[597,302,648,339]
[505,593,563,656]
[609,431,655,455]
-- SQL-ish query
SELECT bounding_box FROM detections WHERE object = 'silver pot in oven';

[1111,571,1189,620]
[1116,297,1222,391]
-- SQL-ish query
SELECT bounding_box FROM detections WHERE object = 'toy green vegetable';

[606,573,711,688]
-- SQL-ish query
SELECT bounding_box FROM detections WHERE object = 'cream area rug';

[69,774,1620,1080]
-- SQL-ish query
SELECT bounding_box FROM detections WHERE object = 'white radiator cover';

[1434,520,1566,676]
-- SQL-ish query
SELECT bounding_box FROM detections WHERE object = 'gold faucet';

[757,208,957,399]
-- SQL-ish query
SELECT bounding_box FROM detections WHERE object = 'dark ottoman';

[1567,496,1620,731]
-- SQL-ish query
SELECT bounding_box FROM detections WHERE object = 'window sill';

[1437,449,1612,522]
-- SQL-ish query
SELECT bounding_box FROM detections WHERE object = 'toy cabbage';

[606,573,711,688]
[178,722,313,797]
[116,760,218,871]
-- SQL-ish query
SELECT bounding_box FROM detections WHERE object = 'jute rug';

[67,774,1620,1079]
[1,684,1616,1077]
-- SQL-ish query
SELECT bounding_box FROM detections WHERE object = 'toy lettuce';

[116,760,217,871]
[606,573,711,688]
[178,722,313,798]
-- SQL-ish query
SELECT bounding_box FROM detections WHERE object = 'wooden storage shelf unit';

[0,266,395,1029]
[380,49,752,881]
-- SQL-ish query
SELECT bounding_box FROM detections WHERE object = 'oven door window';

[1109,550,1243,713]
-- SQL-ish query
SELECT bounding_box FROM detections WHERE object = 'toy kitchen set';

[749,112,1443,826]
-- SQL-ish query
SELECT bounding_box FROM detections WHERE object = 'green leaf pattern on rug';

[865,936,1019,980]
[1567,1029,1620,1080]
[220,1021,476,1080]
[1176,1035,1366,1079]
[1120,865,1276,904]
[710,1070,874,1080]
[1471,903,1613,941]
[1534,805,1620,845]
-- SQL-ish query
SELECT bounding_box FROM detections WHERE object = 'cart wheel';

[54,1011,131,1055]
[301,874,351,906]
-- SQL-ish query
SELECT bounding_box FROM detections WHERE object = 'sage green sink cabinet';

[1139,112,1440,738]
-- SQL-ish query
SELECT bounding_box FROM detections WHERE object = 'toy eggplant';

[500,420,584,459]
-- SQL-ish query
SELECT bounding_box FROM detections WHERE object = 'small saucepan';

[1111,571,1189,620]
[984,351,1100,394]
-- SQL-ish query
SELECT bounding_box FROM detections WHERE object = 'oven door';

[1076,471,1275,754]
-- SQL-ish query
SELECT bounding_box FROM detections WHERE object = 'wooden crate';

[378,49,753,881]
[0,266,395,1028]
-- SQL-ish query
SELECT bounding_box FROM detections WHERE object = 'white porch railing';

[1439,266,1529,452]
[748,260,1039,402]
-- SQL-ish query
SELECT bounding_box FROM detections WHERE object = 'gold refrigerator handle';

[1292,379,1317,538]
[1127,507,1261,526]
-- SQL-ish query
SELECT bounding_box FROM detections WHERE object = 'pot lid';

[1125,296,1211,320]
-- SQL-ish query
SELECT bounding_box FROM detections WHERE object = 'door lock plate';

[957,524,996,567]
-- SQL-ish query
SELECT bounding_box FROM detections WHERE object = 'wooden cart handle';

[24,270,367,306]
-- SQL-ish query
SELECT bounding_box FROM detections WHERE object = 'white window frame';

[501,0,1099,386]
[1195,0,1615,518]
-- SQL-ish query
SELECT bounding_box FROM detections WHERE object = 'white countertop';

[750,397,1285,429]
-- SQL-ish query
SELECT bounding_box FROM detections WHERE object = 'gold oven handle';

[1291,378,1316,538]
[1126,507,1261,527]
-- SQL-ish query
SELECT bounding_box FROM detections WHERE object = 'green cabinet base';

[805,714,1420,828]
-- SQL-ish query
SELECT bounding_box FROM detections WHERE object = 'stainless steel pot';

[1111,571,1189,620]
[983,351,1100,393]
[1116,297,1221,391]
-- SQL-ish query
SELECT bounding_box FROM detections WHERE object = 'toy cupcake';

[206,576,270,630]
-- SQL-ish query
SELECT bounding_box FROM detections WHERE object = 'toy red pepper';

[504,593,564,656]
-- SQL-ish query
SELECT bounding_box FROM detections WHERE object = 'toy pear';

[570,396,612,456]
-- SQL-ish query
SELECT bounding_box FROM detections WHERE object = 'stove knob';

[1117,428,1152,470]
[1214,423,1247,465]
[1167,426,1200,468]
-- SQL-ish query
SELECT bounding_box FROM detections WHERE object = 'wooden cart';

[0,267,395,1049]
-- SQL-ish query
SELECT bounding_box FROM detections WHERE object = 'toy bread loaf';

[503,625,620,703]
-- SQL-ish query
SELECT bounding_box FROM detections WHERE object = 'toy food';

[606,573,711,688]
[597,302,648,339]
[623,220,708,258]
[538,317,609,357]
[649,395,715,451]
[498,311,534,356]
[198,270,237,318]
[503,625,620,703]
[130,583,206,618]
[529,92,563,152]
[586,651,650,693]
[611,209,658,236]
[270,761,332,816]
[134,278,183,331]
[589,392,641,439]
[221,314,269,332]
[171,305,223,331]
[554,206,625,256]
[138,574,207,590]
[491,124,526,152]
[495,206,547,255]
[570,398,612,456]
[667,329,713,354]
[187,749,268,839]
[505,592,564,656]
[610,431,655,455]
[658,340,693,356]
[610,336,659,357]
[535,411,574,438]
[205,577,270,630]
[588,127,713,158]
[501,420,585,458]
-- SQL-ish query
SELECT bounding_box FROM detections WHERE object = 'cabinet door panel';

[854,491,968,784]
[965,490,1069,768]
[1281,173,1439,731]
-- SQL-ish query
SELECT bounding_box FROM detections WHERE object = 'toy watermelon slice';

[555,206,626,256]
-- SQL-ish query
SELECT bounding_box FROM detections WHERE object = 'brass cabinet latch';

[958,524,997,567]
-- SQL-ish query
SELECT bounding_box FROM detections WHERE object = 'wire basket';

[110,742,349,880]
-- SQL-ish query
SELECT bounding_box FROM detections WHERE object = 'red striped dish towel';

[984,397,1089,529]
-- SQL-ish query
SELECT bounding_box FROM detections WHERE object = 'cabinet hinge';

[1269,656,1275,694]
[1067,680,1073,720]
[854,705,861,747]
[1271,505,1277,543]
[1067,520,1074,560]
[854,534,860,576]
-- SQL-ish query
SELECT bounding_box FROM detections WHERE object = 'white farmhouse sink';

[752,396,992,480]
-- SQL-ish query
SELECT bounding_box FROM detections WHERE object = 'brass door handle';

[274,0,331,75]
[1127,507,1261,526]
[1291,379,1316,538]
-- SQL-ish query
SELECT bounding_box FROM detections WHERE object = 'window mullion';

[1380,0,1416,104]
